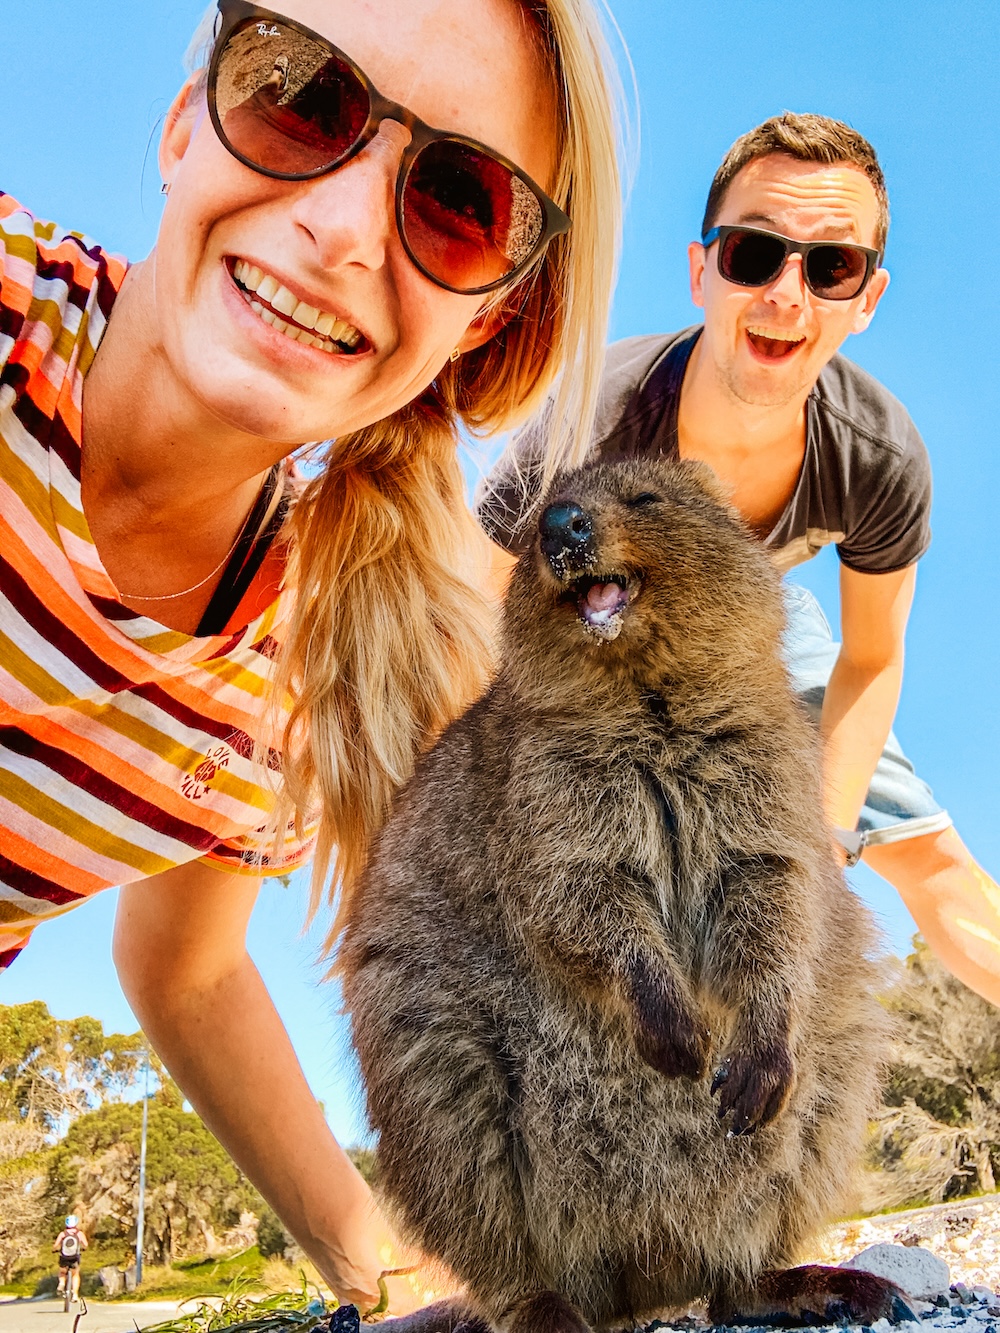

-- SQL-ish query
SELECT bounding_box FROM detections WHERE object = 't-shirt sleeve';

[0,191,127,395]
[198,810,319,878]
[835,417,933,573]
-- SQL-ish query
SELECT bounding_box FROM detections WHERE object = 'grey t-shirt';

[476,328,932,575]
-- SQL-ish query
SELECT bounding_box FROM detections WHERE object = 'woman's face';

[154,0,558,445]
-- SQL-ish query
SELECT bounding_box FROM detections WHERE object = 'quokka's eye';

[625,492,662,508]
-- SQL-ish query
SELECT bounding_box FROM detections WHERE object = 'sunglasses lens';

[213,20,369,174]
[804,244,869,299]
[401,140,544,292]
[719,229,787,286]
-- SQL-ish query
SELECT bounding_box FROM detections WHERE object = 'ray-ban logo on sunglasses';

[256,22,280,35]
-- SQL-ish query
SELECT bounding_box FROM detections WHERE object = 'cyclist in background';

[53,1216,88,1302]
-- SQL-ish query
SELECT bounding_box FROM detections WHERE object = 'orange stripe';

[0,514,267,735]
[0,821,107,899]
[16,712,238,836]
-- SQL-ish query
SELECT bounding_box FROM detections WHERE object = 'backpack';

[60,1231,80,1259]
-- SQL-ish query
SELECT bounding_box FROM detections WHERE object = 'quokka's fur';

[341,459,890,1331]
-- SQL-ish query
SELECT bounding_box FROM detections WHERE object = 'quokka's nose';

[539,502,594,566]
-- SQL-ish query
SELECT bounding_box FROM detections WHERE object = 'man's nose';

[764,252,807,306]
[288,121,410,273]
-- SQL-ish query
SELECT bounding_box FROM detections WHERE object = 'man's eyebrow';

[734,211,860,240]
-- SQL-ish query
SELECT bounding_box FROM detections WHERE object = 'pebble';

[636,1283,1000,1333]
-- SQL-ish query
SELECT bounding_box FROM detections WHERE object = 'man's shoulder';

[813,353,925,460]
[594,329,698,441]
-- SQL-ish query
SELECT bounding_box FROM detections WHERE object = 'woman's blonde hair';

[184,0,623,944]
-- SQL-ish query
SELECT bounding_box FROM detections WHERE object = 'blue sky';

[3,0,998,1145]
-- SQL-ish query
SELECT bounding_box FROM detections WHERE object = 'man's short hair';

[702,112,889,259]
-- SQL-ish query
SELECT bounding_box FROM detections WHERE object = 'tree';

[0,1120,49,1283]
[0,1002,157,1131]
[865,940,1000,1209]
[46,1097,263,1264]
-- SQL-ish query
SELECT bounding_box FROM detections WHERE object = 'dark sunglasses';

[701,225,879,301]
[207,0,570,296]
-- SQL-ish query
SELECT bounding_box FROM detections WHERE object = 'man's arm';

[820,563,916,833]
[113,861,430,1313]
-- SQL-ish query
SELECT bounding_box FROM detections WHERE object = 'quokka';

[341,459,910,1333]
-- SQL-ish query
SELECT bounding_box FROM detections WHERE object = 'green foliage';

[0,1000,159,1129]
[256,1207,291,1260]
[44,1098,263,1262]
[141,1270,330,1331]
[346,1146,378,1187]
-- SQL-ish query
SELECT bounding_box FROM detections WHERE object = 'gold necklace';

[115,478,266,603]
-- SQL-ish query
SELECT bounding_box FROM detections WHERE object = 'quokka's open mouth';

[566,572,638,641]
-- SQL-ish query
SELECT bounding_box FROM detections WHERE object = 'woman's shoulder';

[0,191,128,389]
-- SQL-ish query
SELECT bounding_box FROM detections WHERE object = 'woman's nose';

[289,120,410,272]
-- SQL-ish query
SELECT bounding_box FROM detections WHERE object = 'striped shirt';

[0,194,315,970]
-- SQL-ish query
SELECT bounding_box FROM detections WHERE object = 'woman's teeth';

[232,259,362,353]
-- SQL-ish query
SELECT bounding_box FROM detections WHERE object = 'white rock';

[843,1241,952,1301]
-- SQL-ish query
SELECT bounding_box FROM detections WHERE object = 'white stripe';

[0,392,56,487]
[0,792,137,889]
[0,747,201,865]
[0,589,113,705]
[0,879,87,922]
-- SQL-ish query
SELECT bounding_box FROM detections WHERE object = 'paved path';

[0,1297,182,1333]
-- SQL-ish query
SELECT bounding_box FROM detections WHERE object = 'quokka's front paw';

[628,957,709,1080]
[711,1035,795,1134]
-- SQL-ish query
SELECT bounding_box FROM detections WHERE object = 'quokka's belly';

[507,1014,813,1286]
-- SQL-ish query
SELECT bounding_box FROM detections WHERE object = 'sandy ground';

[0,1297,182,1333]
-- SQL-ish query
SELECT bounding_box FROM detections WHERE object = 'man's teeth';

[233,259,362,352]
[746,325,804,343]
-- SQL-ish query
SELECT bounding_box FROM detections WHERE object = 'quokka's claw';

[711,1061,730,1095]
[890,1292,922,1324]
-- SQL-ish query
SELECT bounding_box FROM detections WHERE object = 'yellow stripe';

[0,225,40,269]
[0,433,61,542]
[0,768,173,876]
[23,292,73,350]
[49,486,91,543]
[196,653,272,701]
[0,628,271,812]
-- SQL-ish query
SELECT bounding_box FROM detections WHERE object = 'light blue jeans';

[782,582,952,847]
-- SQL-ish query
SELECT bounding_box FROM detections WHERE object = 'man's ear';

[158,74,206,190]
[851,266,890,335]
[688,240,707,309]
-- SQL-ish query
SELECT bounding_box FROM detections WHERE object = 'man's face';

[688,154,890,408]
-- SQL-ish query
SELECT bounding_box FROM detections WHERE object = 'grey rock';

[96,1265,123,1296]
[844,1242,952,1301]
